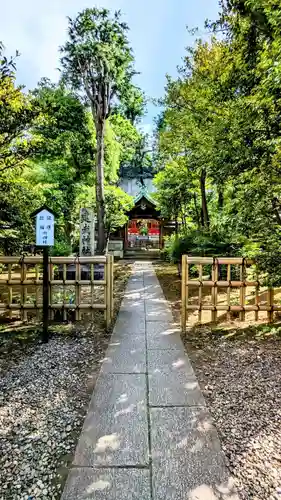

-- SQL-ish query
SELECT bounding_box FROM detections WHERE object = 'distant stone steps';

[124,250,160,260]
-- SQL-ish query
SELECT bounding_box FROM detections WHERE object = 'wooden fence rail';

[181,255,276,332]
[0,255,114,328]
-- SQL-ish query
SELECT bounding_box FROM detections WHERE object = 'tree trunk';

[175,217,179,240]
[95,118,106,254]
[193,194,201,229]
[64,219,72,245]
[218,188,223,210]
[181,213,187,233]
[200,169,210,229]
[174,207,179,240]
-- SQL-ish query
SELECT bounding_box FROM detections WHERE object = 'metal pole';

[42,246,49,343]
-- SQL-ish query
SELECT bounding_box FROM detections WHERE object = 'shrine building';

[112,185,175,258]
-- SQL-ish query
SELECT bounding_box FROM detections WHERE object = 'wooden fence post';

[63,263,67,321]
[198,263,203,324]
[35,263,40,321]
[240,259,246,321]
[267,287,274,323]
[181,255,187,333]
[255,269,259,322]
[110,255,114,320]
[21,258,27,321]
[75,258,80,321]
[227,264,231,321]
[8,264,12,319]
[42,248,49,343]
[49,258,54,321]
[106,255,111,329]
[90,262,94,320]
[211,259,218,323]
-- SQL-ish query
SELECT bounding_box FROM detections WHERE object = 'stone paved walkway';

[61,262,239,500]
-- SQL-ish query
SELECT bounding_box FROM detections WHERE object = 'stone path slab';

[61,468,151,500]
[145,306,173,322]
[101,346,146,374]
[147,349,195,376]
[86,373,147,410]
[109,333,146,349]
[73,373,149,467]
[146,322,184,350]
[113,315,146,334]
[61,261,238,500]
[150,407,238,500]
[149,370,205,407]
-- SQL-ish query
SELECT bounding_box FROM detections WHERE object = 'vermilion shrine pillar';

[159,222,164,249]
[124,222,129,250]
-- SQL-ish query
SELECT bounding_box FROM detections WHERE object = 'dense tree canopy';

[0,43,39,174]
[2,1,281,283]
[155,0,281,283]
[60,8,137,253]
[0,21,144,255]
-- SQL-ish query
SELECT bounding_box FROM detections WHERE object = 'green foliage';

[114,84,146,125]
[50,239,72,257]
[104,185,134,238]
[0,45,39,175]
[0,46,44,253]
[155,2,281,284]
[130,134,154,180]
[0,171,43,254]
[32,78,94,173]
[119,133,154,182]
[154,160,196,229]
[60,8,135,101]
[60,7,139,253]
[0,36,142,256]
[163,230,241,264]
[110,114,142,177]
[29,80,95,246]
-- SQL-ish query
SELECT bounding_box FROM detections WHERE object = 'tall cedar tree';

[60,8,135,253]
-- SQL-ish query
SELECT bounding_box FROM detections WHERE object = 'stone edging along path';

[61,262,239,500]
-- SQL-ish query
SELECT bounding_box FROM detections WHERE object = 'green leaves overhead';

[0,5,146,256]
[32,78,94,176]
[0,45,39,174]
[60,7,139,253]
[60,8,135,119]
[156,1,281,281]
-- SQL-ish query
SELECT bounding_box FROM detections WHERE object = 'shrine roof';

[134,186,157,206]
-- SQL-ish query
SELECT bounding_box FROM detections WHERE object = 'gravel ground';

[0,262,131,500]
[184,329,281,500]
[154,262,281,500]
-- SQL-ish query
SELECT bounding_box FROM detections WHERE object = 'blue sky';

[1,0,219,128]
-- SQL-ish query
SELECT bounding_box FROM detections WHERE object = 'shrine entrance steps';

[124,249,160,260]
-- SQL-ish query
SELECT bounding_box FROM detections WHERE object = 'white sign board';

[36,209,55,246]
[80,208,95,256]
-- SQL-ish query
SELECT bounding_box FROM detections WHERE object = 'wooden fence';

[181,256,278,332]
[0,255,114,328]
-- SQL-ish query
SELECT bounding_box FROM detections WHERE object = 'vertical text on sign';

[80,208,95,256]
[36,209,55,246]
